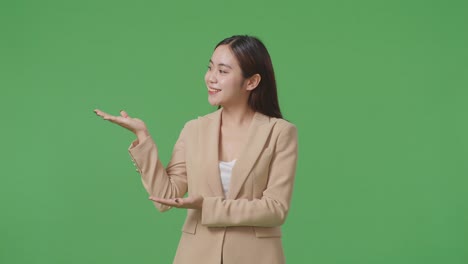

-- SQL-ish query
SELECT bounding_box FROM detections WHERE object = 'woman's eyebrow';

[209,59,232,69]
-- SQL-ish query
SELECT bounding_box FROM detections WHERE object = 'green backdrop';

[1,0,467,263]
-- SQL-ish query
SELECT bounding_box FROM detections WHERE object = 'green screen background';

[1,0,467,263]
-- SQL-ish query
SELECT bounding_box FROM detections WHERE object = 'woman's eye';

[207,66,212,70]
[219,70,227,74]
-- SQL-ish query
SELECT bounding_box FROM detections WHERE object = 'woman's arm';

[129,123,190,212]
[94,109,189,212]
[201,123,298,227]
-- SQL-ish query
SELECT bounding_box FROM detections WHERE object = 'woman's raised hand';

[94,109,149,140]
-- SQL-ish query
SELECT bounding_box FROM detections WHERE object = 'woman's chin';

[208,98,220,106]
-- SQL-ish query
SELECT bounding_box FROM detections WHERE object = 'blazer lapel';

[228,112,275,199]
[198,109,225,197]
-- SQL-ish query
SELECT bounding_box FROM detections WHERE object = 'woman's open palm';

[94,109,148,137]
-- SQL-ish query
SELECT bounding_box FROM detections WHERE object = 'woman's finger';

[161,200,179,207]
[120,110,129,118]
[95,109,125,124]
[93,109,105,117]
[149,197,182,207]
[95,109,130,124]
[150,197,170,204]
[94,109,115,120]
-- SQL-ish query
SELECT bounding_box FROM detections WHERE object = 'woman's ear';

[245,74,261,91]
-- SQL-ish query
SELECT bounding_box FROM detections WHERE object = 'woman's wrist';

[135,129,150,142]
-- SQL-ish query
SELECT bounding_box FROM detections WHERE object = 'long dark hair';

[216,35,283,119]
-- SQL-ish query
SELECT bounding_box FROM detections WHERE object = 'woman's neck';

[221,105,255,127]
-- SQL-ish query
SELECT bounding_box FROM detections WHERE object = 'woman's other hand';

[149,196,204,210]
[94,109,149,141]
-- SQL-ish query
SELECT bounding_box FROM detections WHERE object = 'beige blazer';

[128,108,298,264]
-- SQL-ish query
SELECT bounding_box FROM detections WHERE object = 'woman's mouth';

[208,87,221,94]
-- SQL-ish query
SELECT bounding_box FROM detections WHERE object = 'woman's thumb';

[120,110,129,118]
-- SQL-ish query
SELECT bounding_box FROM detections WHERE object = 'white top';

[219,159,236,196]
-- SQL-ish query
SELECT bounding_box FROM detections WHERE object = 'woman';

[94,35,298,264]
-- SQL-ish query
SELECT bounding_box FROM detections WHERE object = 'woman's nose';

[206,70,217,83]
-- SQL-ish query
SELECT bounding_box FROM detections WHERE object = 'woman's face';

[205,45,249,107]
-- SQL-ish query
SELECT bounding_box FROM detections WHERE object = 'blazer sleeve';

[201,123,298,227]
[128,123,190,212]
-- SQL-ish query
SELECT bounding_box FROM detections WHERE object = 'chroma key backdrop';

[1,0,467,263]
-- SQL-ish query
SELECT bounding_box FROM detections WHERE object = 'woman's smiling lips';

[208,87,221,95]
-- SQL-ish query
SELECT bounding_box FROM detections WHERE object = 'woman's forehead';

[210,45,239,68]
